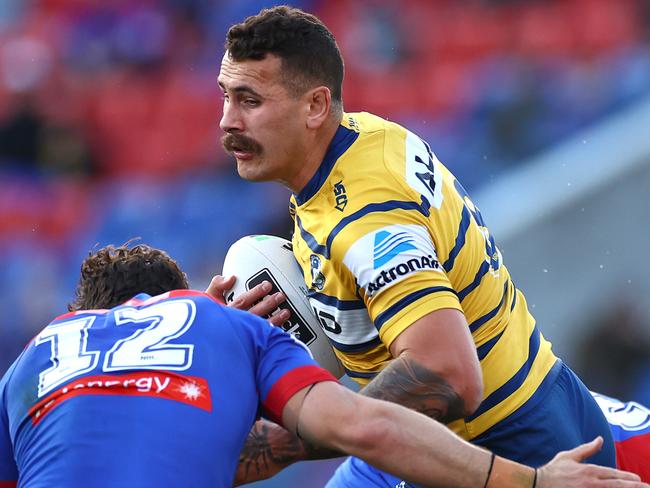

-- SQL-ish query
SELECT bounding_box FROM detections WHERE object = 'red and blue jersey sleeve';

[236,314,337,425]
[592,392,650,482]
[615,431,650,482]
[610,406,650,482]
[0,374,18,487]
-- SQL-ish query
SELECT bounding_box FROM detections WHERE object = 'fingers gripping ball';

[223,235,344,378]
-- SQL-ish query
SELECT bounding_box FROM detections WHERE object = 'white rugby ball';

[223,235,344,378]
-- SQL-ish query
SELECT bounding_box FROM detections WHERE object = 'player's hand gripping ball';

[223,235,344,378]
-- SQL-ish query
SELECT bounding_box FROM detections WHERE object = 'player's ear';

[305,86,331,129]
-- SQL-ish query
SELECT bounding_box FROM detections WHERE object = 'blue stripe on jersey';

[457,260,491,301]
[510,283,517,311]
[296,216,329,257]
[442,205,471,273]
[307,291,365,310]
[476,330,504,361]
[296,199,432,259]
[295,125,359,205]
[374,286,458,331]
[468,282,509,334]
[472,359,562,444]
[329,336,382,353]
[344,368,379,380]
[467,327,541,421]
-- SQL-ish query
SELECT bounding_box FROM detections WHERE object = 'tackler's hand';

[206,275,290,327]
[537,436,650,488]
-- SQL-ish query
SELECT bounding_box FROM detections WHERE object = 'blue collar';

[294,124,359,205]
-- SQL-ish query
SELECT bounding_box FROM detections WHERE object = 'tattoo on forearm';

[237,421,303,481]
[360,356,466,423]
[236,420,341,484]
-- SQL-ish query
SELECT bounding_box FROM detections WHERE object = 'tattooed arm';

[362,308,483,423]
[233,420,302,486]
[234,308,482,484]
[233,419,341,486]
[275,381,642,488]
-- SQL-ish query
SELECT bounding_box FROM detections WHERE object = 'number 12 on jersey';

[35,300,196,397]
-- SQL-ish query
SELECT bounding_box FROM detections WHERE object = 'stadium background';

[1,0,649,486]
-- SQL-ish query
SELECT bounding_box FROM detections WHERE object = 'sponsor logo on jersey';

[373,231,416,268]
[367,253,439,296]
[29,372,212,425]
[309,296,378,344]
[347,115,359,131]
[310,254,326,291]
[344,224,442,298]
[368,230,440,295]
[333,180,348,212]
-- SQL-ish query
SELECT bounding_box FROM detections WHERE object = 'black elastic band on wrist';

[532,468,538,488]
[483,452,496,488]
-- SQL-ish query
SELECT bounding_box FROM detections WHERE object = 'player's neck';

[286,114,342,194]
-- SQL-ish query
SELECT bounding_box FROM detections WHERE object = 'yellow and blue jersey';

[290,112,558,440]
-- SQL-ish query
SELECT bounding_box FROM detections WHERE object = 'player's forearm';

[306,395,534,488]
[233,420,302,485]
[360,354,467,423]
[233,419,340,485]
[370,405,535,488]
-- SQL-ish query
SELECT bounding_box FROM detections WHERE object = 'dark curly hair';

[225,5,344,104]
[68,243,189,311]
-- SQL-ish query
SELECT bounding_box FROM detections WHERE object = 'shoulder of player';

[342,113,421,179]
[156,291,275,341]
[119,290,226,309]
[51,291,225,323]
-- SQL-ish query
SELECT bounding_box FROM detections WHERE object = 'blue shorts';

[327,361,615,488]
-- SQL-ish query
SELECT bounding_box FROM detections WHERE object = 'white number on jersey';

[104,301,195,371]
[36,316,99,397]
[405,131,444,209]
[36,300,197,397]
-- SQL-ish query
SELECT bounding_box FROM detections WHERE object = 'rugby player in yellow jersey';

[215,5,623,487]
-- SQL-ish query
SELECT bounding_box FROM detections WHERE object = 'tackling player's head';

[68,243,189,311]
[219,6,344,191]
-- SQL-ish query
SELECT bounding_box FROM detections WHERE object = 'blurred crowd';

[2,0,650,389]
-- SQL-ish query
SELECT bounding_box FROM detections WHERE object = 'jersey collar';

[294,124,359,206]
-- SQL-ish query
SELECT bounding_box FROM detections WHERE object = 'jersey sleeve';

[0,373,18,486]
[592,392,650,480]
[322,124,463,349]
[235,313,337,426]
[337,209,462,349]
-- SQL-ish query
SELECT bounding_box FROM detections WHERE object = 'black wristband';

[483,452,496,488]
[532,468,538,488]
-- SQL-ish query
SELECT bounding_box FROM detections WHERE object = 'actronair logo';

[367,253,440,296]
[373,231,416,268]
[343,224,442,299]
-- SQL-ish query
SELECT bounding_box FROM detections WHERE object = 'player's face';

[218,53,309,188]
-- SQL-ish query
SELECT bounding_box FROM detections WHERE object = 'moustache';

[221,133,263,155]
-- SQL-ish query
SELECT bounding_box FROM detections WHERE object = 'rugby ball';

[222,235,344,378]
